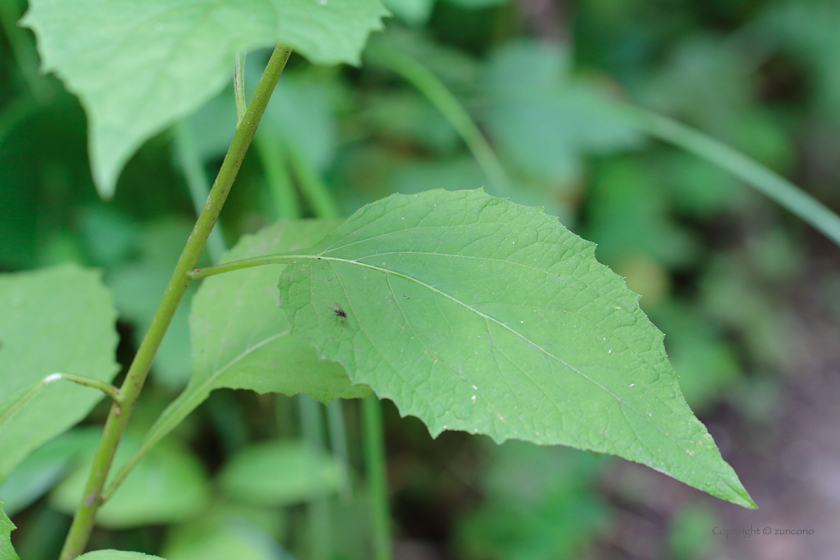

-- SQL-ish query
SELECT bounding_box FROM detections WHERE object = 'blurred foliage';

[2,0,839,557]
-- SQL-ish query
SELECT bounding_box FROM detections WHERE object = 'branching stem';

[0,373,122,427]
[59,45,291,560]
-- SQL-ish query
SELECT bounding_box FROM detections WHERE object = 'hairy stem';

[59,45,291,560]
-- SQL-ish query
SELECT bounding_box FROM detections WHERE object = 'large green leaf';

[0,264,119,482]
[135,221,369,473]
[278,189,755,507]
[0,502,19,560]
[22,0,388,198]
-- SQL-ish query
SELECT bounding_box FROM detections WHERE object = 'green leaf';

[0,428,102,516]
[190,220,369,400]
[135,221,369,477]
[1,502,19,560]
[0,264,119,482]
[77,551,167,560]
[163,505,292,560]
[382,0,435,26]
[22,0,388,198]
[483,40,641,184]
[278,189,755,508]
[220,441,341,506]
[51,436,208,529]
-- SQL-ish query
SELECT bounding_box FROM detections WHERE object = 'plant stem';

[0,373,122,427]
[362,397,392,560]
[327,399,352,501]
[610,103,840,248]
[286,138,340,218]
[255,130,302,220]
[367,46,512,196]
[59,44,292,560]
[234,51,247,126]
[299,395,331,560]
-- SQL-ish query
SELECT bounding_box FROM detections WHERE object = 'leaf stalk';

[0,373,122,428]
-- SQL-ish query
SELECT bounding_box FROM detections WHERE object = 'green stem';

[367,46,512,196]
[609,103,840,247]
[298,395,331,560]
[57,374,123,405]
[188,255,291,280]
[173,120,227,263]
[362,397,391,560]
[254,130,302,220]
[327,399,352,501]
[59,44,292,560]
[286,138,340,218]
[0,374,122,427]
[234,51,247,127]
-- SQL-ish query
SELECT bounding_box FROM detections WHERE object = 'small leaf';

[278,189,755,508]
[1,502,19,560]
[220,441,341,506]
[0,428,102,516]
[0,264,119,482]
[22,0,388,197]
[163,506,293,560]
[51,436,208,529]
[77,551,167,560]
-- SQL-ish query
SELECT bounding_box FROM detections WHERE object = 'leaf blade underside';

[278,189,755,508]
